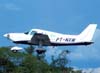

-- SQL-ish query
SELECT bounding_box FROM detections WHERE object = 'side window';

[30,31,36,35]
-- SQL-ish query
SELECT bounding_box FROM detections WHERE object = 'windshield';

[24,31,29,34]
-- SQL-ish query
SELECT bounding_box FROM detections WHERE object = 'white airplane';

[4,24,97,53]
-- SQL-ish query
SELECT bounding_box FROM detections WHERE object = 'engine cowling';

[10,46,23,53]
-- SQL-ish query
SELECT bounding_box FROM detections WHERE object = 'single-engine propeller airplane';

[4,24,97,54]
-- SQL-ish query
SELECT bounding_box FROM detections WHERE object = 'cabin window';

[30,31,36,35]
[24,30,36,35]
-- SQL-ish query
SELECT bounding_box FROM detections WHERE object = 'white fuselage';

[4,29,77,45]
[32,29,77,44]
[4,24,97,46]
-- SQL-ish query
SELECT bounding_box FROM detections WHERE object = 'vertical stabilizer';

[77,24,97,42]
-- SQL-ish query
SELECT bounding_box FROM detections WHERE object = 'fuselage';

[4,28,93,46]
[3,24,97,53]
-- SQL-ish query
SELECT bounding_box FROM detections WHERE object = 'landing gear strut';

[36,40,46,55]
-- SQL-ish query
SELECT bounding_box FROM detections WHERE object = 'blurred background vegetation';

[0,47,82,73]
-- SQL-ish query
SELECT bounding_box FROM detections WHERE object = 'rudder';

[77,24,97,42]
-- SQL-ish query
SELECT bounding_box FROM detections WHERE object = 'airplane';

[4,24,97,53]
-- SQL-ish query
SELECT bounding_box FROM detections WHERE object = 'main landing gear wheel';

[36,49,46,55]
[36,48,46,60]
[36,40,46,55]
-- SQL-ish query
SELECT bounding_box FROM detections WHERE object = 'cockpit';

[24,30,36,35]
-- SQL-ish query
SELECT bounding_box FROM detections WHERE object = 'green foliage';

[25,46,34,55]
[51,50,69,68]
[0,47,82,73]
[0,47,16,73]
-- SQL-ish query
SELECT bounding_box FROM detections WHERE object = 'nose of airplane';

[3,33,10,38]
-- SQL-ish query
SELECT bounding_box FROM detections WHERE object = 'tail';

[76,24,97,42]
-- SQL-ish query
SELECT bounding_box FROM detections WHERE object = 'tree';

[0,47,16,73]
[50,50,82,73]
[0,46,82,73]
[25,45,34,55]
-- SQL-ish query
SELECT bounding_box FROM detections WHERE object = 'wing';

[31,33,51,46]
